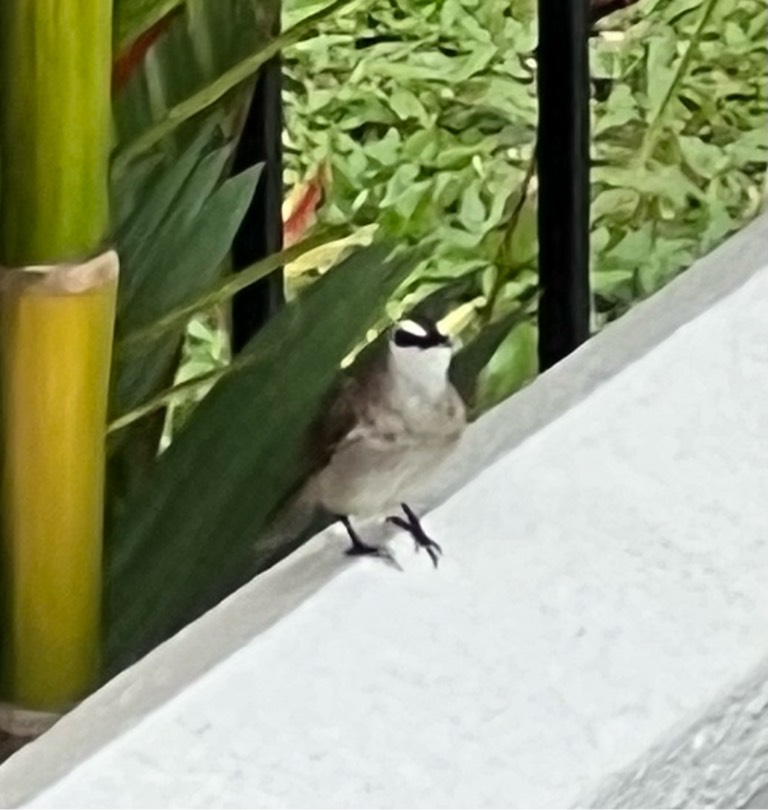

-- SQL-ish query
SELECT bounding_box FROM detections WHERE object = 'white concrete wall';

[0,214,767,808]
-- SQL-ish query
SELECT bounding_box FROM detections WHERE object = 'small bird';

[306,316,467,567]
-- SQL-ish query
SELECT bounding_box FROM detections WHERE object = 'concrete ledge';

[1,214,767,807]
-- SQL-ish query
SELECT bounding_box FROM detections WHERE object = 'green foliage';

[107,125,260,510]
[283,0,541,409]
[283,0,767,409]
[114,0,184,48]
[285,0,538,281]
[590,0,767,323]
[113,0,358,174]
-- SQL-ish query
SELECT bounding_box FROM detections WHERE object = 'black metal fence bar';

[536,0,592,371]
[230,53,285,353]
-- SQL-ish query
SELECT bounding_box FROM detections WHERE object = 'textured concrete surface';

[0,215,767,807]
[745,785,768,808]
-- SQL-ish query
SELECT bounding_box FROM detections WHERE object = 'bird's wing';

[312,362,384,470]
[310,373,369,470]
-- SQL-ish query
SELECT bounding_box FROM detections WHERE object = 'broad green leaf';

[107,145,261,511]
[128,166,261,332]
[449,291,537,412]
[105,244,419,673]
[379,164,421,208]
[458,182,486,231]
[592,164,703,208]
[591,188,641,223]
[119,227,348,350]
[594,85,641,136]
[114,123,230,318]
[475,320,538,415]
[113,0,359,172]
[114,164,262,418]
[112,153,164,231]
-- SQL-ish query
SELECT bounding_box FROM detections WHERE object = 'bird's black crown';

[392,316,451,349]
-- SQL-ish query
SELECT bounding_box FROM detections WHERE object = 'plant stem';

[482,148,538,325]
[118,227,347,348]
[0,0,115,716]
[0,0,111,265]
[639,0,720,165]
[108,366,230,435]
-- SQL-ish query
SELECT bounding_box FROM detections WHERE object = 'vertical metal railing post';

[536,0,591,370]
[230,49,285,353]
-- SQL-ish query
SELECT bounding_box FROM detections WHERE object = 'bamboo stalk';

[0,0,115,720]
[0,1,112,266]
[0,258,118,714]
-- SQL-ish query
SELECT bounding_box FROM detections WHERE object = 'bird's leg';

[339,516,400,568]
[340,515,377,555]
[386,503,443,568]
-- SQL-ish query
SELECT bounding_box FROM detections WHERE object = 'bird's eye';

[393,328,425,348]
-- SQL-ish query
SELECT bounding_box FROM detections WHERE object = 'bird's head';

[388,316,453,393]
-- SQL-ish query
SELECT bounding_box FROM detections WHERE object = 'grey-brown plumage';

[306,317,466,566]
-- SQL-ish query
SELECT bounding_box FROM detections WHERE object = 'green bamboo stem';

[0,0,115,718]
[0,0,112,266]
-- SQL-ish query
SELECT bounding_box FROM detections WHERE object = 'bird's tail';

[255,479,334,563]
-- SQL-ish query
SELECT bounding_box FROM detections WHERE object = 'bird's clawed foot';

[386,503,443,569]
[340,516,401,570]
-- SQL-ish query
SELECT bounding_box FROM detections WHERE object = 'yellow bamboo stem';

[0,253,118,714]
[0,0,114,725]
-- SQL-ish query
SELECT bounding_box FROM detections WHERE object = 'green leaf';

[113,0,358,173]
[113,164,261,423]
[379,164,421,208]
[129,165,261,332]
[449,292,537,411]
[114,123,230,319]
[592,163,703,208]
[607,223,654,264]
[365,128,403,167]
[107,143,261,511]
[117,227,349,354]
[475,320,538,414]
[458,182,486,231]
[594,84,641,136]
[115,0,185,49]
[591,188,641,223]
[389,89,429,124]
[678,135,727,179]
[725,129,768,166]
[502,196,538,266]
[105,243,419,673]
[640,0,721,163]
